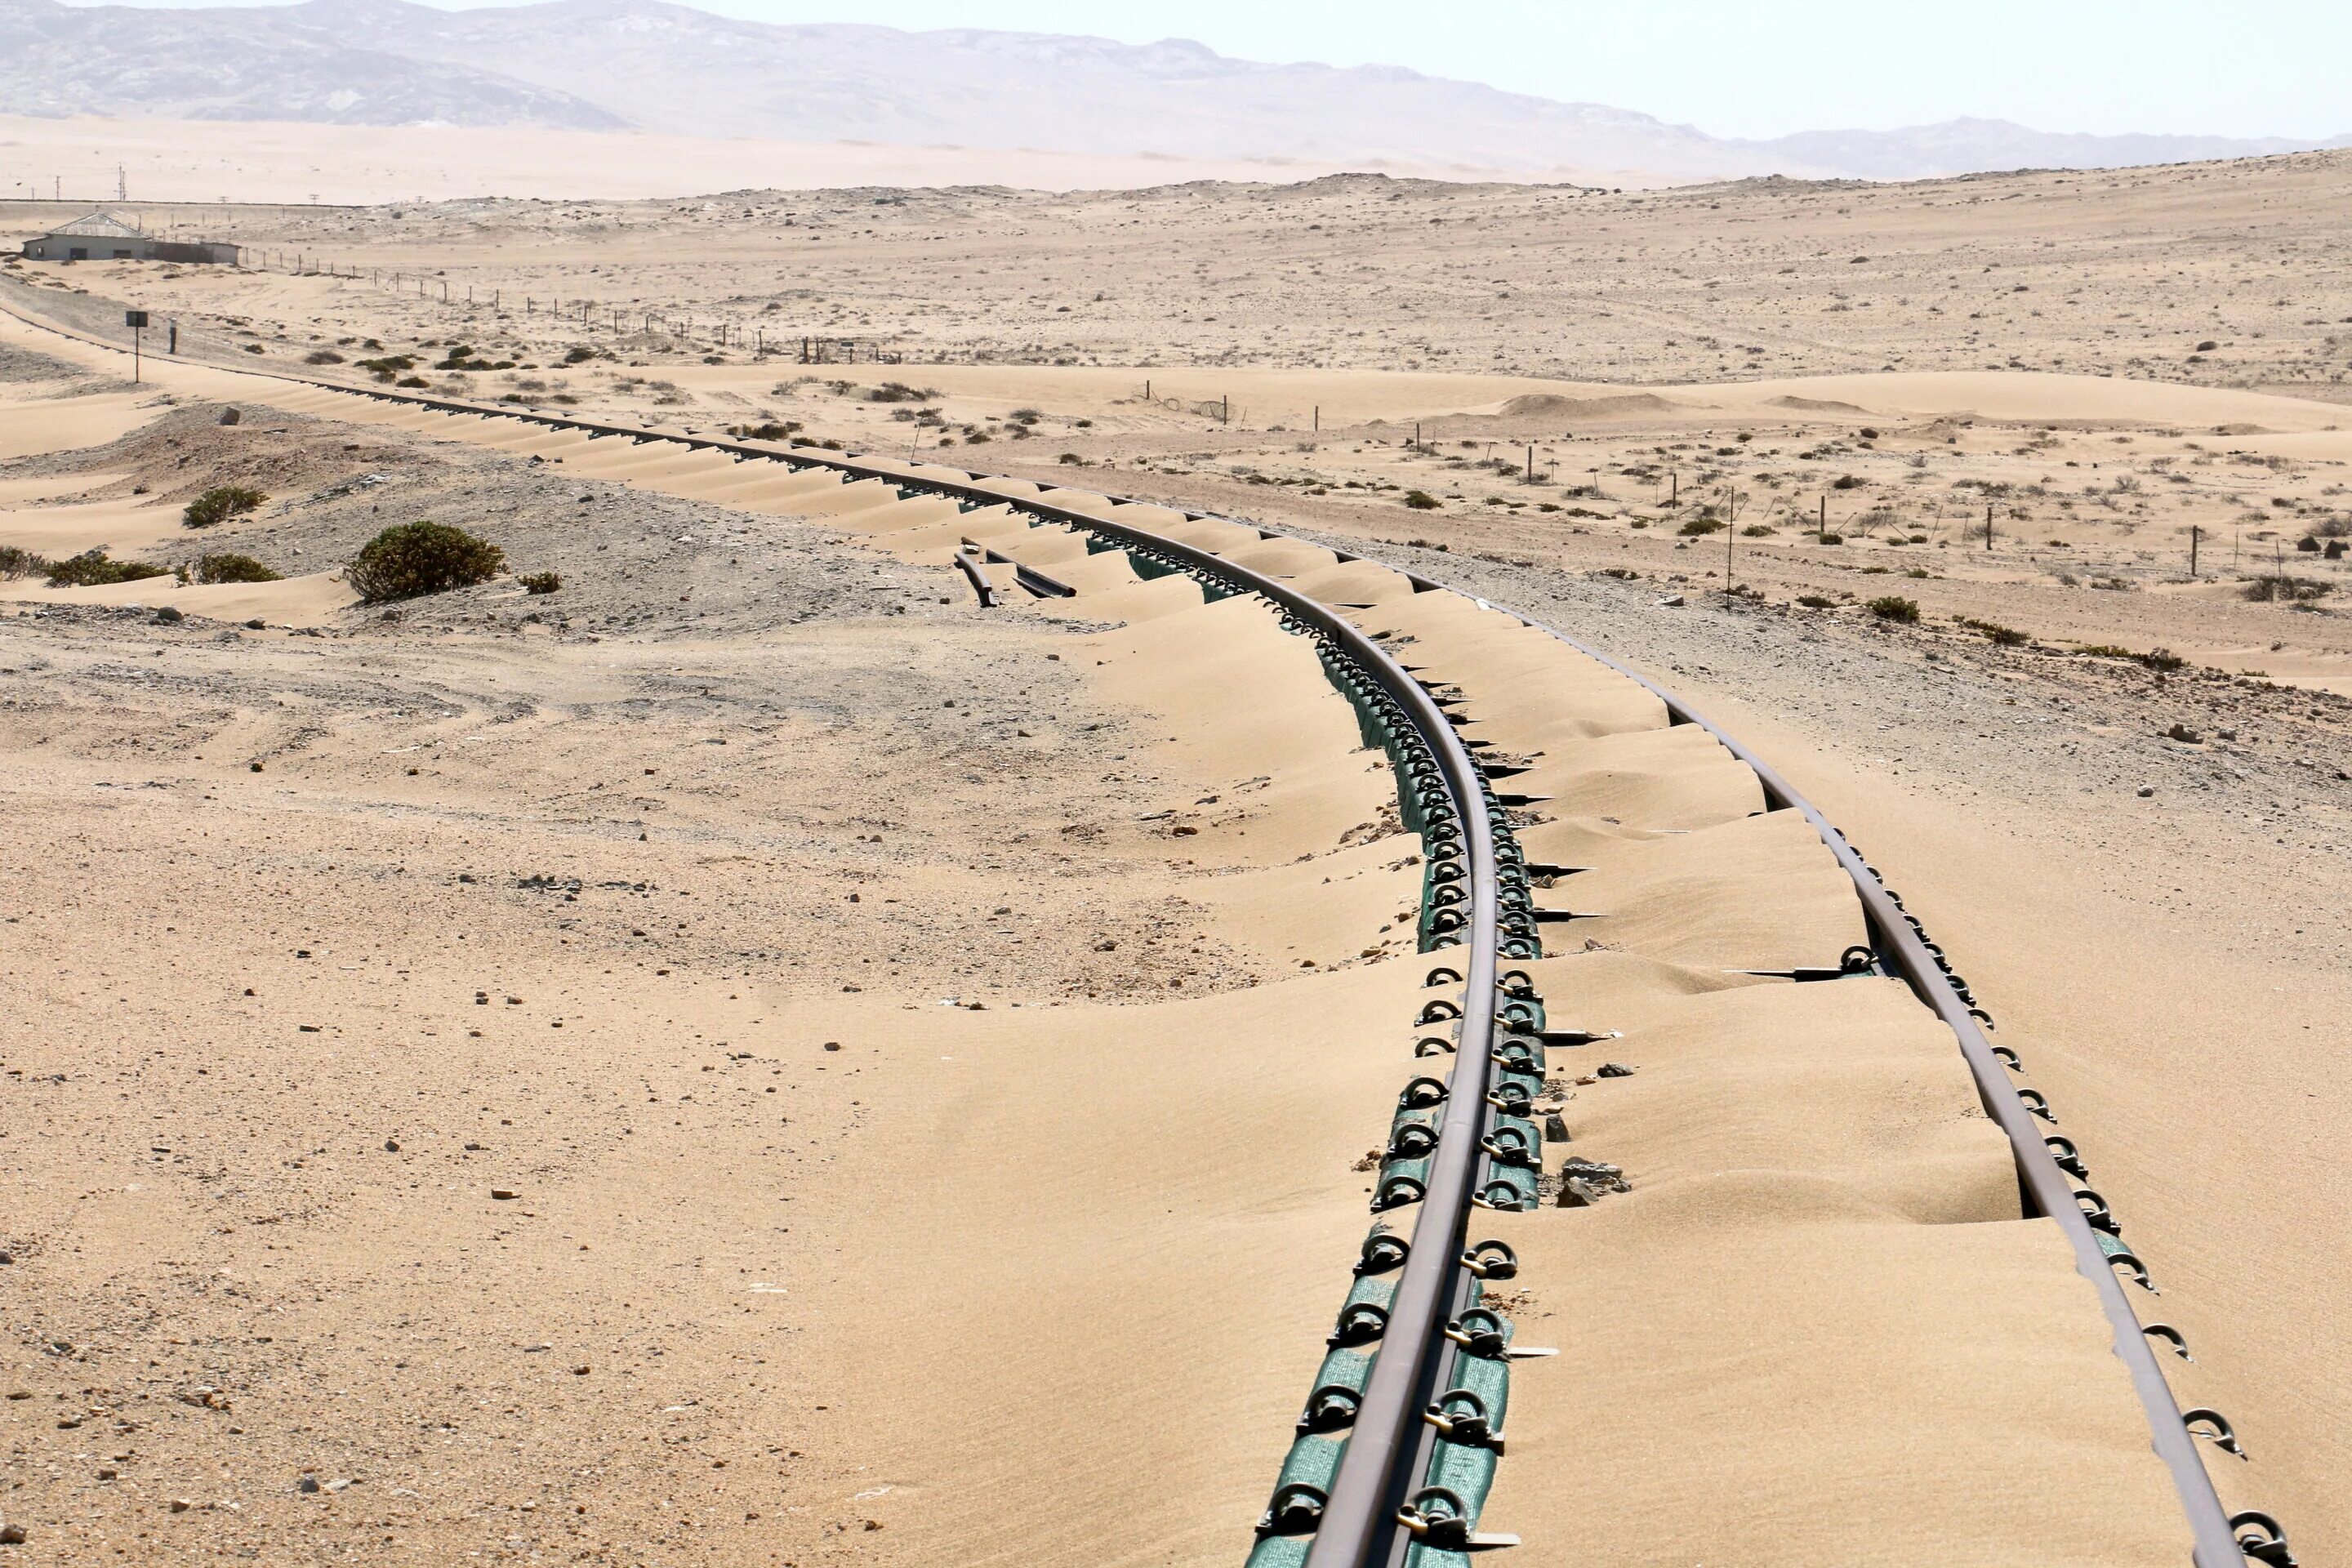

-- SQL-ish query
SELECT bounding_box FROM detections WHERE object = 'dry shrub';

[347,522,505,602]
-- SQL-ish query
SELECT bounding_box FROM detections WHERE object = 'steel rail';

[2,292,2262,1564]
[1394,577,2251,1568]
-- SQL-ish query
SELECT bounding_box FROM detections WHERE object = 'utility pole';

[1986,503,1996,551]
[1819,496,1829,542]
[2190,524,2201,577]
[1726,498,1735,600]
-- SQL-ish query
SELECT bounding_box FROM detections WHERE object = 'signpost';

[124,310,149,383]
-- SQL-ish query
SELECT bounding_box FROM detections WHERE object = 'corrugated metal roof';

[43,212,145,240]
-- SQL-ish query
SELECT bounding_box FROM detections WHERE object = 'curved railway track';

[0,295,2294,1568]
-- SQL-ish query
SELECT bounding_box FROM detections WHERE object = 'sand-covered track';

[0,297,2287,1567]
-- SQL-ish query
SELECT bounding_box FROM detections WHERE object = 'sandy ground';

[3,145,2349,1564]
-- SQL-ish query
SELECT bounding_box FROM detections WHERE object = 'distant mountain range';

[4,0,2345,185]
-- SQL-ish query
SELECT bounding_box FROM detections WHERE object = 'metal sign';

[124,310,149,327]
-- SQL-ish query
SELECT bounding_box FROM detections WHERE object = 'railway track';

[0,295,2294,1567]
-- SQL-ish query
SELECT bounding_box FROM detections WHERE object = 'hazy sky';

[58,0,2352,141]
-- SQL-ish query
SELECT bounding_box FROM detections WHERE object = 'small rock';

[154,606,184,625]
[325,1479,350,1494]
[249,761,264,772]
[1597,1062,1637,1078]
[244,618,266,630]
[1093,939,1117,952]
[572,1364,591,1376]
[383,1139,399,1152]
[97,1467,118,1481]
[2165,724,2202,743]
[490,1188,519,1200]
[296,1476,320,1495]
[218,408,241,425]
[822,1041,842,1053]
[2136,784,2156,798]
[0,1251,12,1266]
[1656,594,1686,608]
[168,1498,192,1513]
[1,1523,26,1544]
[1542,1113,1570,1142]
[1555,1178,1605,1209]
[2217,728,2238,742]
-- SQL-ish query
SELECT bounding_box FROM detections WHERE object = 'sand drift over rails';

[0,301,2290,1567]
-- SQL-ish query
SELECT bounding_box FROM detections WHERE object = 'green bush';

[0,545,50,579]
[1677,517,1725,536]
[1867,595,1920,623]
[1797,594,1836,608]
[346,522,506,602]
[519,571,561,595]
[1403,490,1441,510]
[47,550,169,587]
[184,484,267,528]
[188,552,282,585]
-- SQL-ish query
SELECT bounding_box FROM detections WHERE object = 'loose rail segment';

[0,293,2281,1566]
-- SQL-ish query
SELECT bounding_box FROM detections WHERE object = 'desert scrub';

[2245,575,2332,604]
[0,545,50,579]
[1796,594,1837,609]
[47,550,169,587]
[1867,595,1921,622]
[1403,490,1441,510]
[1957,617,2028,646]
[184,552,282,585]
[347,522,506,601]
[1677,517,1725,536]
[727,421,803,442]
[183,484,267,528]
[519,571,561,595]
[2077,644,2188,671]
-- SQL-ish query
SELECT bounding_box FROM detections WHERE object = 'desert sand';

[2,145,2348,1567]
